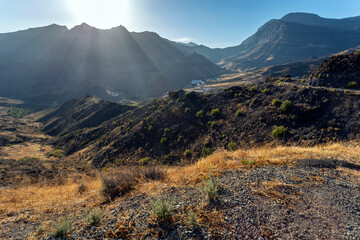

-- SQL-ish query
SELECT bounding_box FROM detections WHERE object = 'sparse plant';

[249,86,257,92]
[185,107,190,113]
[184,149,191,158]
[276,79,283,84]
[164,128,169,133]
[138,157,150,165]
[209,121,216,128]
[201,170,219,202]
[51,219,71,238]
[78,183,88,195]
[148,125,153,131]
[85,209,102,226]
[204,141,210,147]
[196,110,204,118]
[201,147,212,157]
[137,166,166,181]
[227,141,237,151]
[100,173,136,201]
[177,136,183,142]
[347,81,358,89]
[280,100,292,112]
[187,210,197,227]
[272,126,287,138]
[235,110,243,116]
[160,137,167,145]
[151,195,173,221]
[262,89,269,94]
[301,79,306,83]
[210,108,220,117]
[272,99,281,106]
[47,150,66,158]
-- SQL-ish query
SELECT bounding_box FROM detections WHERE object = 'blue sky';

[1,0,360,48]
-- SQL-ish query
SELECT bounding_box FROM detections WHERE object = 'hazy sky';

[1,0,360,48]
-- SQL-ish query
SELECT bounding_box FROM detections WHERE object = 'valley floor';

[1,142,360,239]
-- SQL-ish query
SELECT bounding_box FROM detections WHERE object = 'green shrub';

[151,196,173,221]
[235,110,243,116]
[160,137,167,145]
[48,150,66,158]
[138,157,150,165]
[177,136,183,143]
[249,86,257,92]
[301,79,306,83]
[164,128,169,133]
[51,219,71,238]
[272,126,287,138]
[276,79,283,84]
[227,141,237,151]
[272,99,281,106]
[280,100,292,112]
[209,121,216,129]
[201,170,219,202]
[317,73,322,78]
[100,173,136,201]
[347,81,358,89]
[185,107,190,113]
[85,209,102,226]
[201,147,212,157]
[196,110,204,118]
[184,149,191,158]
[262,89,269,94]
[5,107,32,118]
[187,210,197,227]
[210,108,220,117]
[204,141,210,147]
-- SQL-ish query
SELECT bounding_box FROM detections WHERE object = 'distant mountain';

[175,13,360,71]
[0,24,226,103]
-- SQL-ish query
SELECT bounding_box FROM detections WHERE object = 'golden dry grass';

[1,142,360,216]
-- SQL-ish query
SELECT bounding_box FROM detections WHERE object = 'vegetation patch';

[272,126,287,138]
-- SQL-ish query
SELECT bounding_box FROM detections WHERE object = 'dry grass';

[1,142,360,217]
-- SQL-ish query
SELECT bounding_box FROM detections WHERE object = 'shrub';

[78,183,88,195]
[187,210,197,227]
[196,110,204,118]
[272,99,281,106]
[209,121,216,129]
[100,173,136,201]
[48,150,66,158]
[136,166,166,181]
[185,107,190,113]
[276,79,283,84]
[210,108,220,117]
[262,89,269,94]
[177,136,183,143]
[201,170,219,202]
[201,147,212,157]
[51,219,71,238]
[160,137,167,145]
[184,149,191,158]
[151,195,173,221]
[85,209,102,226]
[235,110,243,116]
[204,141,210,147]
[347,81,358,89]
[301,79,306,83]
[280,100,292,112]
[227,141,237,151]
[272,126,287,138]
[138,157,150,165]
[249,86,257,92]
[164,128,169,133]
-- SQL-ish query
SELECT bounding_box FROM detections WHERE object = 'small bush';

[164,128,169,133]
[227,141,237,151]
[138,157,150,165]
[48,150,66,158]
[235,110,243,116]
[78,183,88,195]
[276,79,283,84]
[151,195,173,221]
[85,209,102,226]
[185,107,190,113]
[301,79,306,83]
[347,81,358,89]
[201,147,212,157]
[272,126,287,138]
[209,121,216,129]
[204,141,210,147]
[100,173,136,201]
[201,170,219,202]
[184,149,191,158]
[262,89,269,94]
[177,136,183,143]
[137,166,166,181]
[210,108,220,117]
[187,210,197,227]
[272,99,281,106]
[280,100,292,112]
[160,137,167,145]
[51,219,71,238]
[249,86,257,92]
[196,110,204,118]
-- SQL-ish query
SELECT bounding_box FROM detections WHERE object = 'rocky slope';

[306,50,360,89]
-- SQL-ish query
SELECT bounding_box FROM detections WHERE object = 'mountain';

[174,13,360,71]
[0,24,226,103]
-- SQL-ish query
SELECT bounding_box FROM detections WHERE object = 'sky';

[1,0,360,48]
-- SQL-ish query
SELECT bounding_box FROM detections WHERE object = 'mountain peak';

[71,23,96,31]
[281,12,321,22]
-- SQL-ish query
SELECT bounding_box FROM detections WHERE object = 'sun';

[66,0,132,29]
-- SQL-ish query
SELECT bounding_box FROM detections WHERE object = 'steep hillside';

[46,79,360,167]
[38,95,135,136]
[0,24,226,103]
[306,51,360,89]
